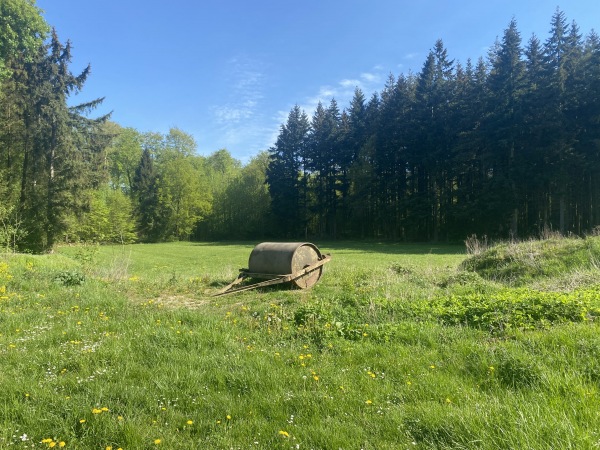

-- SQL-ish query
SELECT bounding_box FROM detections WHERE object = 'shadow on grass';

[208,276,300,296]
[190,240,465,255]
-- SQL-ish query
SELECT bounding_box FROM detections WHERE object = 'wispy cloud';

[265,65,388,153]
[360,72,380,83]
[208,56,277,160]
[295,65,387,119]
[212,57,264,126]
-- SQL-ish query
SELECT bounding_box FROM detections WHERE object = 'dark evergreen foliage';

[266,10,600,241]
[1,29,108,251]
[132,148,160,242]
[266,105,310,237]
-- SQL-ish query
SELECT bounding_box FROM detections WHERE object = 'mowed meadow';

[2,239,600,449]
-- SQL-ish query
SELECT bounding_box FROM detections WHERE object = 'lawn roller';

[213,242,331,296]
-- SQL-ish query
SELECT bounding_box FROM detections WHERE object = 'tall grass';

[1,239,599,449]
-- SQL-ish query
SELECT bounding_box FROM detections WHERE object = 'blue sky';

[37,0,600,162]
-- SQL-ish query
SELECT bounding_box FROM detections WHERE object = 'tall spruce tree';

[17,29,108,251]
[579,31,600,229]
[485,18,526,237]
[412,40,455,240]
[132,148,159,241]
[522,34,549,233]
[266,105,310,237]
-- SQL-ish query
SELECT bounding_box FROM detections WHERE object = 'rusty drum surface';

[248,242,323,289]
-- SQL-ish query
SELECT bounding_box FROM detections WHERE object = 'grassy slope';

[0,239,599,449]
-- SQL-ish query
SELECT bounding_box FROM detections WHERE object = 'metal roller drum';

[247,242,324,289]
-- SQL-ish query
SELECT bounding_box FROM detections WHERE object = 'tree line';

[1,3,599,252]
[0,1,270,252]
[267,10,600,240]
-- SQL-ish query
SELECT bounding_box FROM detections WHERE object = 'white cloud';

[213,105,252,123]
[298,65,387,118]
[360,72,379,82]
[256,64,389,159]
[212,57,265,126]
[340,78,361,88]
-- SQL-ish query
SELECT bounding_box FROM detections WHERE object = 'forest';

[1,1,600,252]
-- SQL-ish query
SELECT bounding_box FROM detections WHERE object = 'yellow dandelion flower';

[92,408,103,414]
[226,415,231,420]
[42,439,53,444]
[313,375,319,381]
[153,439,161,445]
[106,446,113,450]
[278,430,290,438]
[365,399,373,405]
[186,420,193,425]
[79,419,86,423]
[101,407,109,412]
[49,443,57,448]
[59,443,66,448]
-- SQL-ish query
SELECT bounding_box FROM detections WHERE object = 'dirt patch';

[153,295,212,309]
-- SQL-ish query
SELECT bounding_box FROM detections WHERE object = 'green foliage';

[155,150,212,240]
[73,188,137,244]
[106,125,142,192]
[53,269,85,286]
[0,204,26,252]
[0,0,49,77]
[200,151,271,239]
[462,235,600,284]
[426,287,600,332]
[0,29,108,252]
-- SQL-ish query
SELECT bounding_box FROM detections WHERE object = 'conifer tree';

[17,29,108,251]
[132,148,160,241]
[485,18,526,236]
[266,105,310,237]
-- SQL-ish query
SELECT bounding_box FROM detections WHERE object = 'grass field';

[1,239,600,449]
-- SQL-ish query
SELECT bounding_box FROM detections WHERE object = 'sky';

[36,0,600,163]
